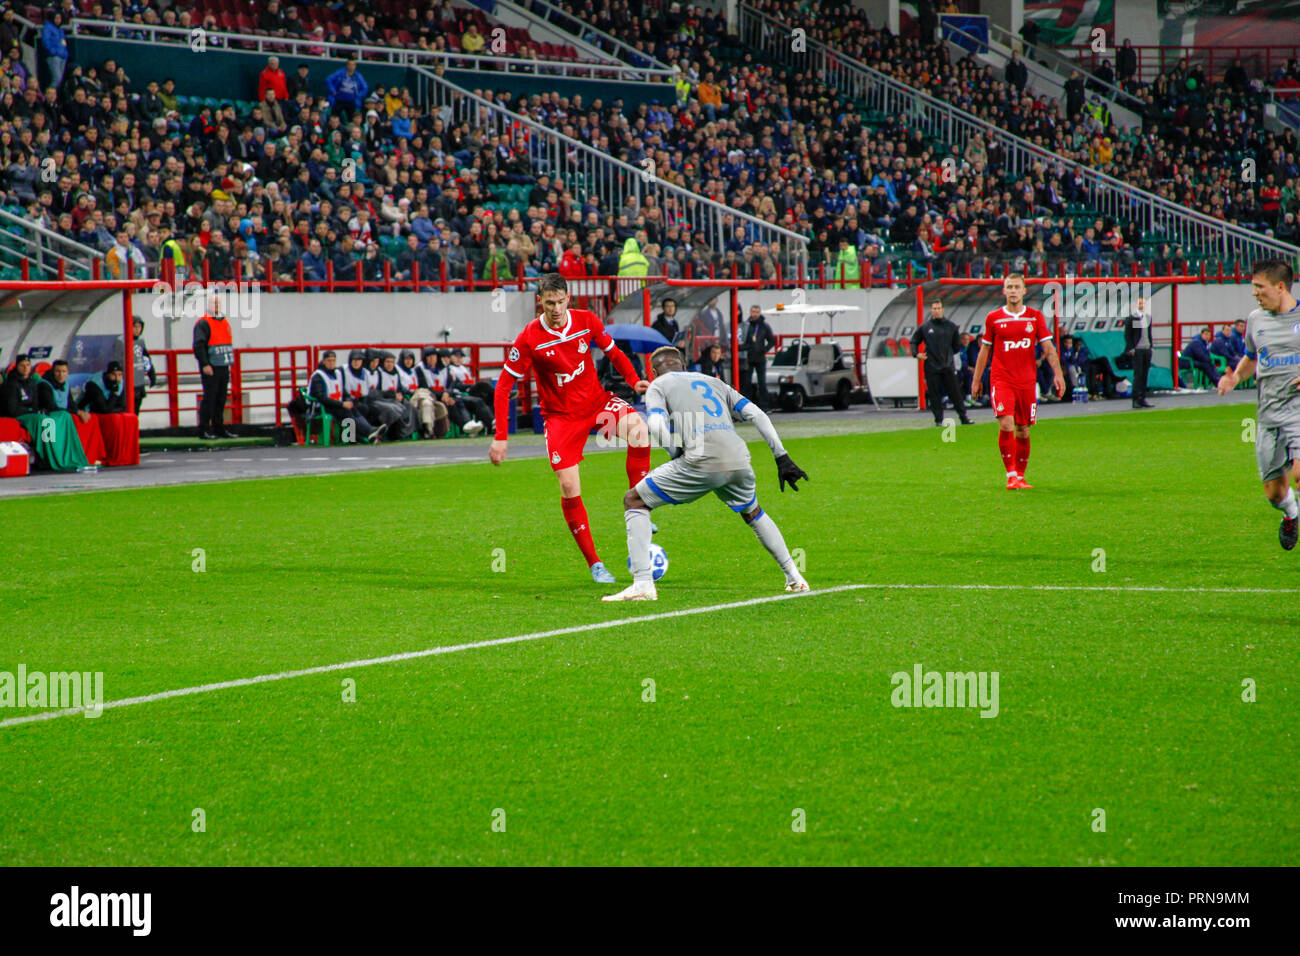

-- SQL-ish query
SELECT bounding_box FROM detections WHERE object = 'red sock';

[561,495,601,566]
[1015,435,1030,477]
[998,430,1016,475]
[627,444,651,488]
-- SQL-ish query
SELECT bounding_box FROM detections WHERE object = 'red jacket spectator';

[559,248,587,278]
[257,64,289,104]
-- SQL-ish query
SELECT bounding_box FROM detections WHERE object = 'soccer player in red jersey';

[490,274,652,583]
[971,273,1065,489]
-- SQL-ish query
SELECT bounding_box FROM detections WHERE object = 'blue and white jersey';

[1245,301,1300,427]
[643,370,754,472]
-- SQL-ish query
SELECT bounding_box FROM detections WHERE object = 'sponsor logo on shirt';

[1003,338,1033,350]
[1257,346,1300,370]
[556,360,585,385]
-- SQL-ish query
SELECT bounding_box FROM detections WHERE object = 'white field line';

[0,585,865,729]
[851,583,1300,595]
[2,580,1294,730]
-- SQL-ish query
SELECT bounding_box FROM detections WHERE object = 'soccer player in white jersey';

[1217,258,1300,550]
[603,346,810,602]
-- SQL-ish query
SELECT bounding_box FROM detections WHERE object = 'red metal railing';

[125,260,1262,427]
[1067,43,1300,86]
[155,254,1261,303]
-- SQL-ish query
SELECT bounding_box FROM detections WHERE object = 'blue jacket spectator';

[411,209,436,245]
[299,239,328,288]
[1229,320,1248,359]
[325,61,369,116]
[42,13,70,90]
[1211,327,1243,366]
[1184,328,1222,383]
[1059,335,1089,389]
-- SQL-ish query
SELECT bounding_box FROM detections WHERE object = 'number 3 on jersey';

[691,380,724,417]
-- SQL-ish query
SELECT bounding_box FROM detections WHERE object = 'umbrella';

[604,323,674,354]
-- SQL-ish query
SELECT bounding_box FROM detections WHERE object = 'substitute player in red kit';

[971,273,1065,489]
[490,273,652,583]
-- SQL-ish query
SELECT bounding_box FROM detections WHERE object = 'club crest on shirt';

[1024,322,1033,333]
[1292,322,1300,335]
[578,339,588,354]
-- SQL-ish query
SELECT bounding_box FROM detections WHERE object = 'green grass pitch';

[0,403,1294,866]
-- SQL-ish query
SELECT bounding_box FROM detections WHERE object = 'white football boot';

[601,581,658,602]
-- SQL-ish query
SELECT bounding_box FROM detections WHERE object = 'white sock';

[1273,488,1299,520]
[750,510,796,577]
[625,508,654,584]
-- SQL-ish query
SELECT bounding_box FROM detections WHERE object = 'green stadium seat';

[299,387,334,446]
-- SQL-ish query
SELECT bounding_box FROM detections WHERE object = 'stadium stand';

[0,0,1296,295]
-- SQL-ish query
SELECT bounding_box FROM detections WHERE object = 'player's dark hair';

[52,359,68,369]
[537,273,567,296]
[1252,258,1294,287]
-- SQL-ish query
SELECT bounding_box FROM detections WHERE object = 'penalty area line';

[0,584,868,730]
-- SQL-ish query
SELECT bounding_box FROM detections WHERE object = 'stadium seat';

[298,388,334,447]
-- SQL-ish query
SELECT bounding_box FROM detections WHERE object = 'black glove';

[775,453,808,492]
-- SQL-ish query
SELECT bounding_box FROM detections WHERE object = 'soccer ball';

[630,543,669,581]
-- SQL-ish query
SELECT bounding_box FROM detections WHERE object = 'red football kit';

[495,308,640,469]
[981,304,1052,487]
[493,307,651,573]
[980,305,1051,426]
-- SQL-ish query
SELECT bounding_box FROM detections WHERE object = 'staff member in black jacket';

[1123,296,1155,408]
[739,304,777,409]
[193,295,235,439]
[0,353,39,417]
[912,300,973,425]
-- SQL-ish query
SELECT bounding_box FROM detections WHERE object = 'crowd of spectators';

[548,0,1300,260]
[1,0,1297,293]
